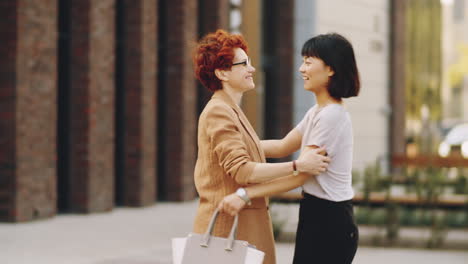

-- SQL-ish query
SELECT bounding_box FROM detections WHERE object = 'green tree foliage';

[405,0,442,121]
[447,43,468,87]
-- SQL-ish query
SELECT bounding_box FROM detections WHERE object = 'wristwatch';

[235,188,252,205]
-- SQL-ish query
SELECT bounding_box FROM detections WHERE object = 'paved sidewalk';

[1,200,467,264]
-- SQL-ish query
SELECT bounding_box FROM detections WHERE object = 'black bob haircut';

[302,33,360,100]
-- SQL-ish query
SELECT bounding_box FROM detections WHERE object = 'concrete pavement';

[1,200,467,264]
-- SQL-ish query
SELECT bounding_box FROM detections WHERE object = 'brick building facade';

[0,0,299,222]
[0,0,58,222]
[0,0,404,223]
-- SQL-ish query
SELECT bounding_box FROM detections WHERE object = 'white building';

[441,0,468,125]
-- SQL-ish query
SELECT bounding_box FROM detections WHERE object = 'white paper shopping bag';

[171,209,264,264]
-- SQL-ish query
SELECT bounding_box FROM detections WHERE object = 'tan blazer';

[193,90,276,264]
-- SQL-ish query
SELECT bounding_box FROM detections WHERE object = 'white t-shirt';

[296,104,354,202]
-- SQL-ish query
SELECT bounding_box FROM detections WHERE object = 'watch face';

[236,188,251,205]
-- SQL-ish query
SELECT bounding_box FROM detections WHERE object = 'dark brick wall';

[0,0,58,222]
[68,0,115,213]
[68,0,91,213]
[198,0,229,35]
[16,0,58,221]
[197,0,229,114]
[0,0,243,221]
[263,0,294,158]
[140,0,158,205]
[116,0,157,206]
[158,0,198,201]
[88,0,116,212]
[0,0,18,222]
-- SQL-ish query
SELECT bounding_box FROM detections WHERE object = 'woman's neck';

[315,89,341,107]
[222,85,243,106]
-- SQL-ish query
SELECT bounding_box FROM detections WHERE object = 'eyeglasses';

[232,57,251,67]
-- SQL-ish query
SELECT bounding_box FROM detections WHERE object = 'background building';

[441,0,468,124]
[1,0,447,222]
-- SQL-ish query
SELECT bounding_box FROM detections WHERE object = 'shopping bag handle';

[200,208,239,251]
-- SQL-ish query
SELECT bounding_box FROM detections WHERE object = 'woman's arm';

[247,146,326,195]
[219,146,325,216]
[205,103,328,185]
[218,173,309,216]
[247,146,328,183]
[260,129,302,158]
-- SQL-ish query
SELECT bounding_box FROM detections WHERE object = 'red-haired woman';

[192,30,330,264]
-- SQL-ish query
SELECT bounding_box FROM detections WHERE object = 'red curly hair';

[193,29,248,91]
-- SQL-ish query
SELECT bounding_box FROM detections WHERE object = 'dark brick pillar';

[390,0,406,159]
[263,0,294,156]
[0,0,57,222]
[158,0,198,201]
[115,0,157,206]
[0,0,17,222]
[197,0,229,113]
[67,0,115,213]
[198,0,229,34]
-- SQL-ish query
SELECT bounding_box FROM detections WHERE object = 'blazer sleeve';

[204,103,256,185]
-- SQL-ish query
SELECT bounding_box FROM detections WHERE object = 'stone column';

[390,0,407,159]
[0,0,57,222]
[67,0,115,212]
[158,0,198,201]
[115,0,157,206]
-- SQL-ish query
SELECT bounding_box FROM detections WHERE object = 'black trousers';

[292,193,359,264]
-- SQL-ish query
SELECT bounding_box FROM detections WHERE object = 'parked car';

[438,123,468,158]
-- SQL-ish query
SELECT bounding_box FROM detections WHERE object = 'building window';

[230,0,242,33]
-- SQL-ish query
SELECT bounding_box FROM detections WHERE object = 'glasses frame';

[231,57,251,67]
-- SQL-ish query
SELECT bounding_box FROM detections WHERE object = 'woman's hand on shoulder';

[217,193,246,216]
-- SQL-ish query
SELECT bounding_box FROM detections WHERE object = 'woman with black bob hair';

[218,33,361,263]
[292,32,360,264]
[301,33,360,99]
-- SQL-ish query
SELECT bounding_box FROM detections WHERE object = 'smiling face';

[298,56,334,94]
[224,48,256,92]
